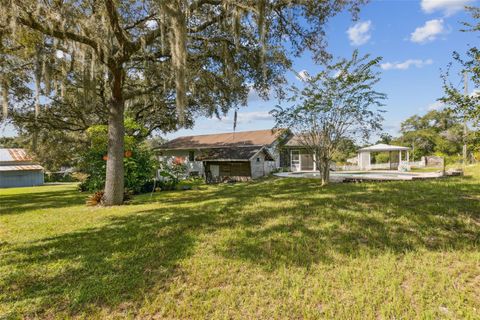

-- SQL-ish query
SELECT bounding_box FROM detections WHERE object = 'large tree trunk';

[103,68,125,206]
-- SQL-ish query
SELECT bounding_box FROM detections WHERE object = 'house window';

[256,157,260,162]
[188,151,195,161]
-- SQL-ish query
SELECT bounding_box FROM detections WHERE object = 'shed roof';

[158,129,284,150]
[358,144,410,152]
[0,164,44,172]
[0,148,32,162]
[195,146,274,162]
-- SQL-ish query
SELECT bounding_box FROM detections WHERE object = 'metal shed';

[0,148,44,188]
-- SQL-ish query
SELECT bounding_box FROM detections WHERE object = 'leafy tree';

[272,51,385,185]
[1,0,366,205]
[332,138,358,163]
[394,109,467,160]
[440,6,480,162]
[376,133,393,144]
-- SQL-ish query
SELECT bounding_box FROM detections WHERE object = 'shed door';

[210,165,219,177]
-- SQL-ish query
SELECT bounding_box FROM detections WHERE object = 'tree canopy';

[0,0,366,204]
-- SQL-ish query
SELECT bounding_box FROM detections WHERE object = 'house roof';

[358,144,410,152]
[284,135,305,147]
[158,129,284,150]
[0,148,32,162]
[195,146,274,162]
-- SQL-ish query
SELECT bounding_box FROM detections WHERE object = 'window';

[188,151,195,161]
[256,157,260,162]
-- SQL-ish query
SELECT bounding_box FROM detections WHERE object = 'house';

[278,135,317,172]
[156,129,289,181]
[0,148,44,188]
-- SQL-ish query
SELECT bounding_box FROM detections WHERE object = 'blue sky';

[1,0,478,141]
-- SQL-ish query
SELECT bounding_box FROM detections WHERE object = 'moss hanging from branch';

[257,0,267,78]
[1,79,8,119]
[34,50,42,118]
[168,7,188,124]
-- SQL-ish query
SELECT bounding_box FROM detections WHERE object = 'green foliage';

[272,50,385,183]
[79,119,156,194]
[156,161,188,191]
[395,109,468,159]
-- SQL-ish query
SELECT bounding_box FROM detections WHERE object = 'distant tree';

[440,6,480,162]
[0,136,25,148]
[272,51,385,185]
[1,0,366,205]
[332,138,358,163]
[395,109,466,160]
[376,133,393,145]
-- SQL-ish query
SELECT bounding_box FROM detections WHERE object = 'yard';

[1,167,479,319]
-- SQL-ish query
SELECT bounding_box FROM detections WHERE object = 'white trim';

[290,149,300,172]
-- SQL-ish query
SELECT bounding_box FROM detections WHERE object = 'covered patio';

[357,144,410,171]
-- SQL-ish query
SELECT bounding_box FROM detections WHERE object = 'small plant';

[86,190,133,206]
[86,191,105,206]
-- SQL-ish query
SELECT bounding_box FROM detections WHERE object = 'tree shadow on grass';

[211,176,480,269]
[1,208,206,317]
[0,187,86,215]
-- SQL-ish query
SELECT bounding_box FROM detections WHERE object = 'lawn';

[1,167,479,319]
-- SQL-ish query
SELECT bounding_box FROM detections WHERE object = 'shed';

[0,148,44,188]
[357,144,410,170]
[195,146,274,183]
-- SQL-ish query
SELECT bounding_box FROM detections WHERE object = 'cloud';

[295,70,310,81]
[381,59,433,70]
[427,101,445,111]
[421,0,472,16]
[410,19,445,43]
[347,20,372,46]
[237,111,273,123]
[220,111,273,124]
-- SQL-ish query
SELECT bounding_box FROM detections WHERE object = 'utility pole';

[463,71,468,167]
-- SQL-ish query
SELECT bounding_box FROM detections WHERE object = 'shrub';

[78,119,157,194]
[86,190,133,206]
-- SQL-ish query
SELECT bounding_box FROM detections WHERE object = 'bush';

[78,119,157,194]
[155,161,189,191]
[45,172,78,183]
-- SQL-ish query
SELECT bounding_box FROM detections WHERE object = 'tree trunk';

[103,68,125,206]
[320,159,330,186]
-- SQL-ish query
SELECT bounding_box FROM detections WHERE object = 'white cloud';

[381,59,433,70]
[410,19,445,43]
[295,70,310,81]
[421,0,472,16]
[347,20,372,46]
[427,101,445,111]
[237,111,273,123]
[220,111,273,124]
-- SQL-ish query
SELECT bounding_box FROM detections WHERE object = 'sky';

[1,0,479,142]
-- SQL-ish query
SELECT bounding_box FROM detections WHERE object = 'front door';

[301,154,314,171]
[291,150,300,172]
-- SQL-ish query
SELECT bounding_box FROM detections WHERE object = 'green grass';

[1,167,479,319]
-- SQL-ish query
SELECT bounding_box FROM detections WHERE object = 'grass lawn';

[1,167,479,319]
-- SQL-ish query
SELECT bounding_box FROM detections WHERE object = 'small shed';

[0,148,44,188]
[196,146,274,183]
[357,144,410,170]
